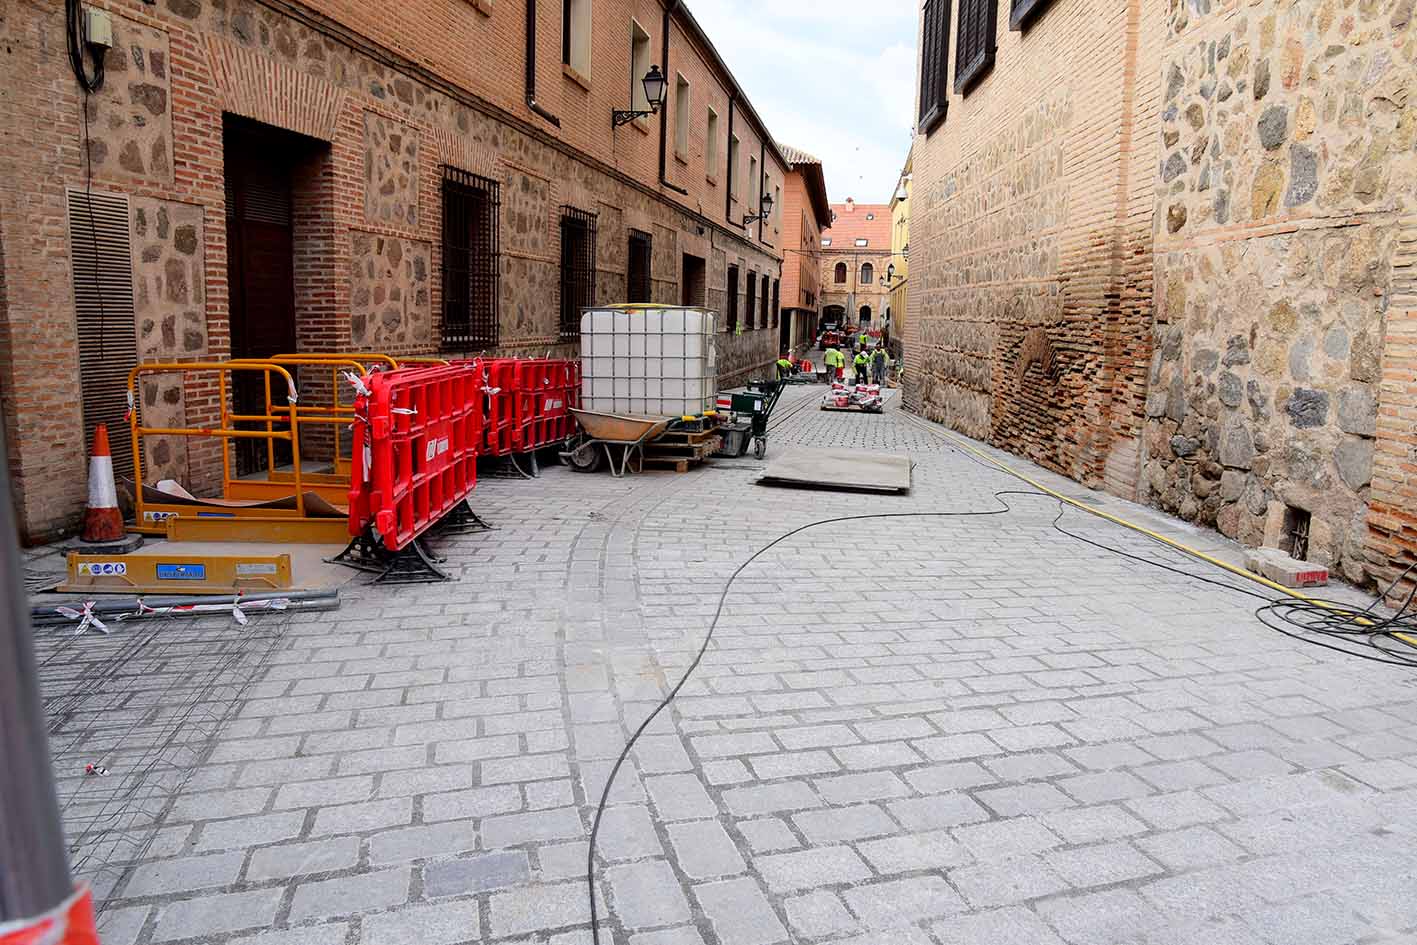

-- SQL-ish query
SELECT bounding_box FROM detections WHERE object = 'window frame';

[706,107,720,180]
[833,261,847,284]
[728,135,741,202]
[673,73,691,161]
[563,0,592,77]
[861,262,874,285]
[629,19,652,113]
[917,0,950,134]
[771,278,779,329]
[627,228,652,303]
[440,166,501,351]
[759,272,769,329]
[854,238,869,247]
[558,205,598,340]
[955,0,998,94]
[1010,0,1055,31]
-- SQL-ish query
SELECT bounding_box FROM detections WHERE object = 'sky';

[687,0,918,205]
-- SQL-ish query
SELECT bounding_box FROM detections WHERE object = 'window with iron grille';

[745,272,756,331]
[727,264,740,332]
[1010,0,1055,31]
[955,0,997,94]
[559,206,597,339]
[441,167,501,350]
[759,273,769,329]
[918,0,950,133]
[627,229,652,303]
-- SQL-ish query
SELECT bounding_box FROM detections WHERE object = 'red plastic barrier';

[481,358,580,456]
[511,359,580,450]
[482,358,518,457]
[348,362,482,550]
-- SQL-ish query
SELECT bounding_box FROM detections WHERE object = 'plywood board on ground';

[758,448,912,493]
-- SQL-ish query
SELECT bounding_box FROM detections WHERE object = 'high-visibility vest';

[854,353,869,369]
[776,359,793,373]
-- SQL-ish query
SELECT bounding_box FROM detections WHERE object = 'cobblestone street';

[91,387,1417,945]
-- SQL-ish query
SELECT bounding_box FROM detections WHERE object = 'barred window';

[441,168,500,350]
[559,206,597,339]
[727,264,740,332]
[745,272,756,331]
[955,0,997,94]
[627,229,652,303]
[918,0,950,133]
[1010,0,1055,31]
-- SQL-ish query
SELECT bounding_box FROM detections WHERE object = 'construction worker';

[853,349,870,385]
[871,345,888,385]
[823,346,845,383]
[775,353,795,380]
[858,329,870,352]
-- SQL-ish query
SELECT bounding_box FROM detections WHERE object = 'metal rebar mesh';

[32,610,290,910]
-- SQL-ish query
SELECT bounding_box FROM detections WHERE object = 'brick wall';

[906,0,1163,492]
[0,0,791,542]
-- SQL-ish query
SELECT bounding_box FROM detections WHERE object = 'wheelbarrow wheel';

[754,437,766,460]
[567,441,605,473]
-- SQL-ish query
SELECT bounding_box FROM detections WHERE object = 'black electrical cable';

[584,402,1417,941]
[586,489,1059,944]
[66,0,105,93]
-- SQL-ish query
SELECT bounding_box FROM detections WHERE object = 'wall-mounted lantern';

[612,65,668,126]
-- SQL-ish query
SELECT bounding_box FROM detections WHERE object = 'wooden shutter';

[67,189,137,482]
[955,0,997,94]
[1010,0,1055,31]
[918,0,949,133]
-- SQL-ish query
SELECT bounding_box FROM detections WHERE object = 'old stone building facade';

[820,199,893,331]
[0,0,796,542]
[907,0,1417,587]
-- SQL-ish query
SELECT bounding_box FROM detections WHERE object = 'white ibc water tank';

[580,305,718,416]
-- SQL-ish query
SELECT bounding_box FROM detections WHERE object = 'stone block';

[1244,547,1328,587]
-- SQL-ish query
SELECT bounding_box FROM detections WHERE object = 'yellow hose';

[899,411,1417,646]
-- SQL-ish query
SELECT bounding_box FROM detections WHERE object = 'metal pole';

[0,417,73,920]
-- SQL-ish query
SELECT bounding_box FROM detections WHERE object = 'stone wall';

[1145,0,1416,583]
[131,197,208,483]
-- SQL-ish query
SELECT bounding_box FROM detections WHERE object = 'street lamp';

[879,262,896,286]
[612,65,668,126]
[742,183,774,226]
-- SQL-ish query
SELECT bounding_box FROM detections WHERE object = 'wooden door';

[224,121,297,475]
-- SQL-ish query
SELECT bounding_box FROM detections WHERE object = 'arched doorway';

[859,304,872,324]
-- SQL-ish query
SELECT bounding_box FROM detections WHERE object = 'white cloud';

[684,0,915,203]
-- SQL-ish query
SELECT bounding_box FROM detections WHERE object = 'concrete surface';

[73,385,1417,945]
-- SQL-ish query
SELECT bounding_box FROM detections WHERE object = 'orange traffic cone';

[81,424,125,543]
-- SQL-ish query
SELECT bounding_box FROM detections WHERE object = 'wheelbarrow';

[714,379,784,460]
[562,409,671,477]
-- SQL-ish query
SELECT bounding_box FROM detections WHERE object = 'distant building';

[888,150,912,358]
[906,0,1417,587]
[777,145,833,353]
[820,199,892,332]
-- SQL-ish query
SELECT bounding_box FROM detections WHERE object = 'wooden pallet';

[644,435,721,471]
[654,427,721,447]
